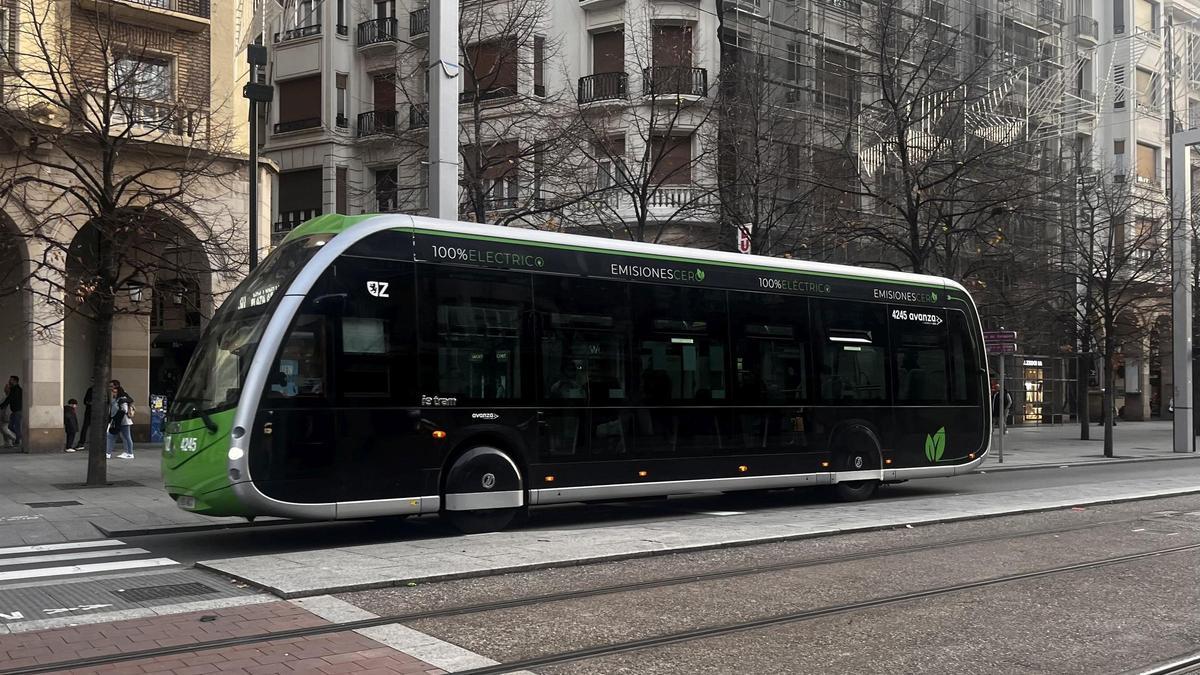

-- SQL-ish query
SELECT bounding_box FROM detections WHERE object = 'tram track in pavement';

[0,515,1183,674]
[1129,652,1200,675]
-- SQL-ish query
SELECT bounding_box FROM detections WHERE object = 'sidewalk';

[0,443,255,548]
[982,419,1197,470]
[0,421,1195,547]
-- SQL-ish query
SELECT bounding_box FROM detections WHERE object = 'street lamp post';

[429,1,459,219]
[243,44,273,271]
[1169,128,1200,452]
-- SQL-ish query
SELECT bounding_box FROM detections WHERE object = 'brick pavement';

[0,601,445,674]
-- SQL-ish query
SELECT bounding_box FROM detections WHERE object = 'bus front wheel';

[441,446,526,534]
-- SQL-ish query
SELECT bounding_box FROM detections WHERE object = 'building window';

[650,135,692,185]
[375,0,394,20]
[276,75,322,132]
[478,142,519,209]
[1136,68,1157,111]
[1114,0,1125,32]
[111,54,174,131]
[595,138,627,190]
[297,0,316,27]
[277,168,323,232]
[1114,139,1125,154]
[534,36,546,97]
[817,48,858,112]
[375,167,398,211]
[465,39,518,101]
[1113,65,1126,109]
[336,0,346,33]
[0,8,9,55]
[1135,0,1157,33]
[1136,142,1159,184]
[336,166,348,214]
[336,73,348,128]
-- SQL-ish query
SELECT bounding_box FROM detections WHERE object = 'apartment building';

[264,0,724,244]
[0,0,262,450]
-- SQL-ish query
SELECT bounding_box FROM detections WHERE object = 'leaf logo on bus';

[695,269,706,281]
[924,427,946,462]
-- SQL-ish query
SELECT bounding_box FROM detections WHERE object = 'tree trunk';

[86,301,113,486]
[1076,352,1090,441]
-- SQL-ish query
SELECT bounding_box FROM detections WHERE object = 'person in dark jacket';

[63,399,79,453]
[75,383,93,451]
[0,375,22,448]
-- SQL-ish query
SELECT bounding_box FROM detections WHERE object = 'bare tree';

[805,0,1067,276]
[1053,164,1170,456]
[713,22,826,257]
[0,1,246,483]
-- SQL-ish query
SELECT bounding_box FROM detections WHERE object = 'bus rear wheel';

[832,429,881,502]
[445,507,523,534]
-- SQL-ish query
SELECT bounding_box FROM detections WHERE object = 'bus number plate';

[177,495,196,509]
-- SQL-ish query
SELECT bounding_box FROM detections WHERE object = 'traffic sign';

[983,330,1018,342]
[987,343,1017,354]
[737,223,752,254]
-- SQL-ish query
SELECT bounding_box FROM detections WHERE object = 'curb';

[196,485,1200,599]
[978,453,1200,473]
[95,517,291,538]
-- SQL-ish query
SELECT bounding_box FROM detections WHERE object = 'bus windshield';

[169,239,324,420]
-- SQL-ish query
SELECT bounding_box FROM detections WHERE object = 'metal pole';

[429,0,460,220]
[998,355,1005,463]
[1170,129,1200,452]
[249,99,259,270]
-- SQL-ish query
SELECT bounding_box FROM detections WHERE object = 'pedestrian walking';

[0,375,23,448]
[76,383,93,451]
[63,399,79,452]
[991,381,1013,434]
[106,380,135,460]
[0,381,13,447]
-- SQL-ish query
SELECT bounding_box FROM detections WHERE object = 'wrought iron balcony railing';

[357,17,398,47]
[409,104,429,129]
[642,67,707,97]
[274,24,320,43]
[578,72,628,103]
[274,117,321,133]
[410,7,429,36]
[357,109,399,137]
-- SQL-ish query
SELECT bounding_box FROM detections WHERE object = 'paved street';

[0,422,1197,672]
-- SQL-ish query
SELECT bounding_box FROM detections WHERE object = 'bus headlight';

[228,447,245,461]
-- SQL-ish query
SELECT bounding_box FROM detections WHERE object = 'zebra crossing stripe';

[0,557,178,582]
[0,548,150,567]
[0,540,125,556]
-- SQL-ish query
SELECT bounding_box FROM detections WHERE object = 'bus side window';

[949,310,982,404]
[534,276,631,405]
[890,307,949,404]
[815,300,888,404]
[419,266,533,403]
[270,313,328,399]
[631,286,728,403]
[728,292,810,404]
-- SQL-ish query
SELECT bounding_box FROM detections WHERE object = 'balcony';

[274,117,321,134]
[111,99,206,140]
[357,17,398,50]
[460,86,517,103]
[273,209,320,242]
[578,72,628,104]
[76,0,209,31]
[274,24,320,44]
[410,7,429,38]
[336,114,349,129]
[356,109,399,137]
[1074,15,1099,42]
[643,67,708,98]
[409,104,429,129]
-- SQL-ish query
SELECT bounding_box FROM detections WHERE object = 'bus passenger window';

[816,301,888,404]
[633,286,728,403]
[270,314,326,398]
[949,311,981,404]
[890,308,948,404]
[729,292,810,404]
[420,267,532,402]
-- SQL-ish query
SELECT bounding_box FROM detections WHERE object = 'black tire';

[441,445,525,534]
[445,507,521,534]
[832,427,881,502]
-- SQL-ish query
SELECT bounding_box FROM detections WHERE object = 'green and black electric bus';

[163,214,989,532]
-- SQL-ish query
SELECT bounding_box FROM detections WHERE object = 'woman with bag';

[106,380,135,459]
